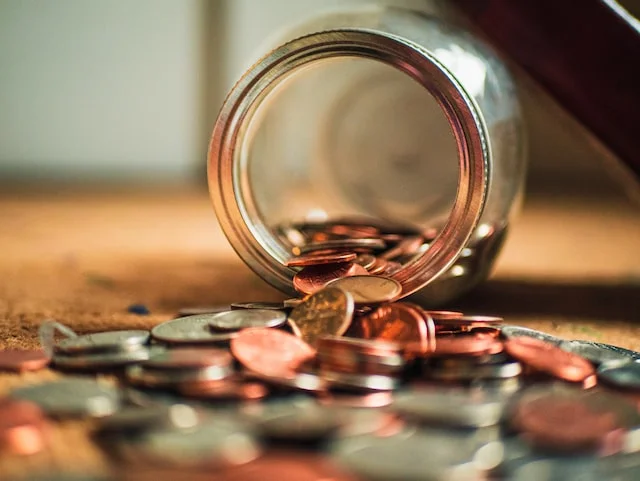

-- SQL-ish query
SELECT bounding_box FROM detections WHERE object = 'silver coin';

[208,309,287,331]
[321,370,399,392]
[560,339,640,365]
[142,347,233,371]
[133,418,260,468]
[125,363,233,389]
[53,346,152,370]
[55,330,150,354]
[246,370,327,393]
[393,388,506,428]
[325,275,402,304]
[95,405,176,436]
[151,315,237,345]
[10,378,120,418]
[597,361,640,390]
[500,325,562,345]
[230,301,286,311]
[177,305,230,317]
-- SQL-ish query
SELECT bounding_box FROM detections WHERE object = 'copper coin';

[326,275,402,305]
[143,347,233,370]
[358,303,428,353]
[505,336,595,382]
[293,238,386,256]
[428,333,503,357]
[292,262,369,295]
[286,251,358,267]
[178,380,268,401]
[0,400,48,455]
[287,287,354,347]
[367,257,390,275]
[231,328,316,379]
[512,395,619,453]
[354,254,377,270]
[424,310,464,321]
[326,224,380,238]
[0,349,50,372]
[379,236,424,260]
[434,315,504,329]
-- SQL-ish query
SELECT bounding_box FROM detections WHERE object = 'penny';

[293,262,369,295]
[357,302,428,353]
[0,400,48,455]
[379,235,424,260]
[424,311,464,321]
[143,347,233,370]
[505,336,594,382]
[208,309,287,331]
[354,253,376,270]
[511,393,620,453]
[428,333,503,357]
[55,330,149,354]
[151,315,238,345]
[434,315,504,329]
[326,275,402,304]
[231,328,316,379]
[366,257,390,275]
[597,361,640,390]
[293,238,386,256]
[317,335,404,376]
[0,349,50,372]
[178,380,268,401]
[560,340,640,365]
[288,287,354,347]
[10,378,120,418]
[286,251,358,267]
[230,301,286,310]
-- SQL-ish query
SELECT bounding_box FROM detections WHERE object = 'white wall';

[0,0,208,182]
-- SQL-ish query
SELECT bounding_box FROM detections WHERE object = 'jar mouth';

[208,29,489,299]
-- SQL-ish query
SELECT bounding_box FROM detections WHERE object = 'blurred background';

[0,0,637,196]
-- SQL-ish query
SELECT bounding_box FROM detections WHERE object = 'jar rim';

[208,29,489,299]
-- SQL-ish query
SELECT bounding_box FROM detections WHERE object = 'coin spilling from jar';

[2,219,640,480]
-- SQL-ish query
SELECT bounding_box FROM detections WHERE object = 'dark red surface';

[454,0,640,177]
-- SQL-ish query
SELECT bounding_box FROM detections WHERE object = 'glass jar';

[208,5,526,306]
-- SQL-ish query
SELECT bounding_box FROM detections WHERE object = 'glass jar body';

[208,6,526,306]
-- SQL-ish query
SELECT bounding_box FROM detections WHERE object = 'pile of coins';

[1,219,640,479]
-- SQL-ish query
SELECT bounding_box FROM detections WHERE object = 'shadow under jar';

[208,6,526,306]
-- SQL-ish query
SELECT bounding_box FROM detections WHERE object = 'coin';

[293,262,369,295]
[143,347,233,370]
[560,340,640,365]
[393,388,506,427]
[0,400,48,455]
[288,287,354,347]
[286,252,358,267]
[434,315,504,329]
[597,361,640,390]
[0,349,50,372]
[424,310,465,321]
[321,371,399,392]
[231,328,316,379]
[500,325,563,345]
[53,347,151,370]
[357,302,428,353]
[230,301,286,310]
[326,275,402,304]
[426,359,522,381]
[505,336,594,382]
[125,364,233,389]
[317,335,404,376]
[178,380,268,401]
[55,330,150,354]
[208,309,287,331]
[354,253,376,270]
[247,370,327,393]
[151,315,238,345]
[10,378,120,418]
[379,235,424,260]
[429,333,503,357]
[177,305,230,317]
[293,238,386,256]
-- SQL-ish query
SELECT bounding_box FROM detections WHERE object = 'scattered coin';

[505,337,595,382]
[286,252,358,267]
[208,309,287,331]
[230,301,286,310]
[326,275,402,304]
[293,262,369,295]
[0,349,50,372]
[231,328,316,379]
[288,287,354,347]
[597,361,640,390]
[500,325,563,345]
[53,347,152,370]
[10,378,120,418]
[55,330,150,355]
[0,400,48,455]
[151,315,238,345]
[356,302,429,353]
[560,340,640,365]
[320,371,400,392]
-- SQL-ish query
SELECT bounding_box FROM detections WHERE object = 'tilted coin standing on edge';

[325,275,402,305]
[287,287,355,347]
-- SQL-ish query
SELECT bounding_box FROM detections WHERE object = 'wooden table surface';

[0,186,638,479]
